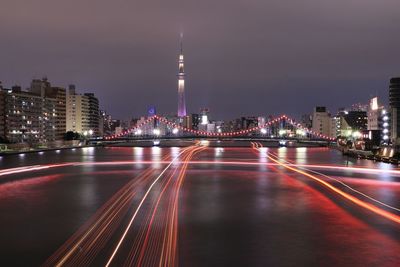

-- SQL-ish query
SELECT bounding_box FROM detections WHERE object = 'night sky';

[1,0,399,120]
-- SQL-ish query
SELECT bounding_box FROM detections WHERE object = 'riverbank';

[339,146,399,165]
[0,145,93,156]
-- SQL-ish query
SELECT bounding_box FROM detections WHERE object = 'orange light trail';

[251,142,400,224]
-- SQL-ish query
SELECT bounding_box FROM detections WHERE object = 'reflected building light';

[151,146,162,168]
[215,147,224,157]
[258,147,268,171]
[277,147,287,158]
[296,147,307,165]
[170,147,180,158]
[133,147,144,168]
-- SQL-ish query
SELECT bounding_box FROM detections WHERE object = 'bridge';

[94,115,335,145]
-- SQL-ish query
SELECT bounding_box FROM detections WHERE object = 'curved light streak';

[267,151,400,212]
[105,145,202,267]
[252,142,400,224]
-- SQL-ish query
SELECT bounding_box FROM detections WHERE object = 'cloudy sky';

[1,0,399,119]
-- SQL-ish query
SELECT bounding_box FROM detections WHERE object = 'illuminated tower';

[177,34,187,117]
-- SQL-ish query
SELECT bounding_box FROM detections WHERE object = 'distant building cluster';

[1,73,400,152]
[0,78,102,144]
[302,77,400,148]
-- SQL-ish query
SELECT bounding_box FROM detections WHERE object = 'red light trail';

[251,142,400,224]
[41,144,206,267]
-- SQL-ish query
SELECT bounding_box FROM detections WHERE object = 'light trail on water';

[251,142,400,224]
[40,144,205,266]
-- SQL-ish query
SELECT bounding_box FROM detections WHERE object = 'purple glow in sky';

[1,0,400,119]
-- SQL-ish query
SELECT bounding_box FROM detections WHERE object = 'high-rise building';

[30,77,51,97]
[45,86,66,140]
[300,114,312,129]
[29,78,59,142]
[4,86,43,143]
[100,110,113,136]
[177,34,187,117]
[389,77,400,144]
[343,111,368,131]
[84,93,100,136]
[312,106,332,137]
[191,114,200,130]
[66,85,90,134]
[366,97,390,144]
[0,83,6,141]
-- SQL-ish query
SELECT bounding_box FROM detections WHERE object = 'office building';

[66,85,90,134]
[84,93,100,136]
[312,106,332,137]
[389,77,400,145]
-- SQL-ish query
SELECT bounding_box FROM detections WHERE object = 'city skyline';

[2,2,400,266]
[1,1,400,119]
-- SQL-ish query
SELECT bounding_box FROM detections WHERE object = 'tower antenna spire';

[180,32,183,54]
[177,32,187,117]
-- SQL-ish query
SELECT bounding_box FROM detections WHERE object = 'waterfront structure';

[84,93,100,137]
[177,34,187,117]
[29,78,59,142]
[389,77,400,145]
[3,86,44,143]
[312,106,332,137]
[100,110,113,136]
[343,111,368,131]
[45,87,66,140]
[66,85,90,135]
[0,84,6,141]
[367,97,390,145]
[29,78,67,141]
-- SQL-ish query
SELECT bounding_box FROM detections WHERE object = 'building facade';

[84,93,100,136]
[3,86,44,143]
[312,106,332,137]
[66,85,90,134]
[389,77,400,145]
[0,85,6,141]
[45,87,66,140]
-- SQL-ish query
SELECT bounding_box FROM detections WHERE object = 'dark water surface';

[0,146,399,266]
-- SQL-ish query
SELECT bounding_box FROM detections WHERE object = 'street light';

[260,128,267,134]
[172,128,179,134]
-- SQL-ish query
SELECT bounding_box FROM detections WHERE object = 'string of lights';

[104,115,335,141]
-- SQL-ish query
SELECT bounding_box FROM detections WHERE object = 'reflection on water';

[151,146,162,168]
[0,146,399,266]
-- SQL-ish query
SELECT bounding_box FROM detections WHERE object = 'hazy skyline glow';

[1,0,400,119]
